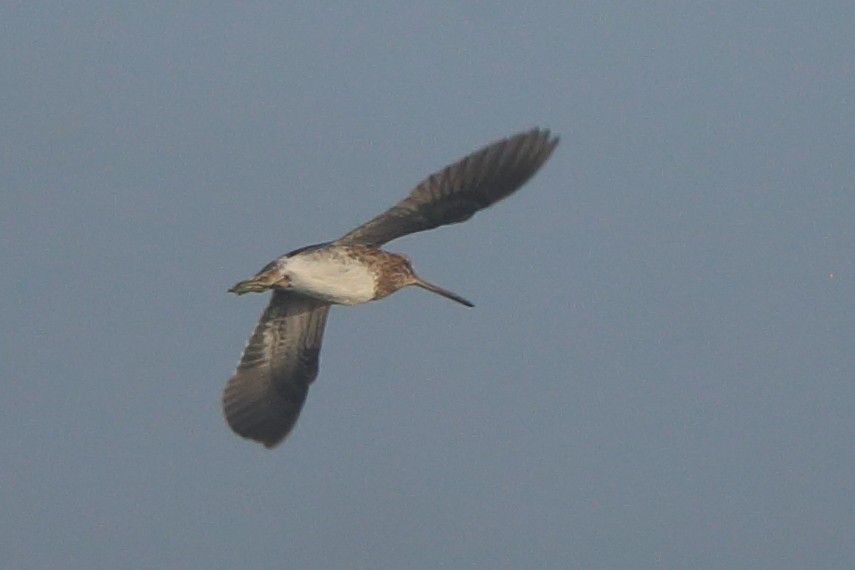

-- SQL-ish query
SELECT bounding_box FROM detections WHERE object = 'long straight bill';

[413,277,474,307]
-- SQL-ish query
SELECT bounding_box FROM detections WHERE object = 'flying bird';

[224,128,559,448]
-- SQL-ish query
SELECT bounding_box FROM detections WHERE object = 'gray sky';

[3,3,854,568]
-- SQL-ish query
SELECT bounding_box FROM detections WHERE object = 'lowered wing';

[223,290,331,448]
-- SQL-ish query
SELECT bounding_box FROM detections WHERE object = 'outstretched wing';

[223,290,331,448]
[334,128,559,248]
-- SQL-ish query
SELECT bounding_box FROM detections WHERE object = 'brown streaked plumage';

[224,128,559,448]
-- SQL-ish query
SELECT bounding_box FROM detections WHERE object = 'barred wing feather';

[334,128,559,247]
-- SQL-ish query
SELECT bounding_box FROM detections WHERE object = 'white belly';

[284,254,377,305]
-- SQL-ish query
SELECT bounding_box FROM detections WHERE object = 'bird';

[223,128,559,448]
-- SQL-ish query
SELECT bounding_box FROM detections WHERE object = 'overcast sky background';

[3,3,854,568]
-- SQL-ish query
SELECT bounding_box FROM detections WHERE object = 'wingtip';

[261,437,285,449]
[509,127,560,161]
[529,125,559,139]
[222,371,303,450]
[536,126,560,146]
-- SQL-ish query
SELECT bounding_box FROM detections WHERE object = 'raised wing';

[223,290,331,448]
[334,128,559,247]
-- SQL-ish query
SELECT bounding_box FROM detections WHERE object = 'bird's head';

[385,253,474,308]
